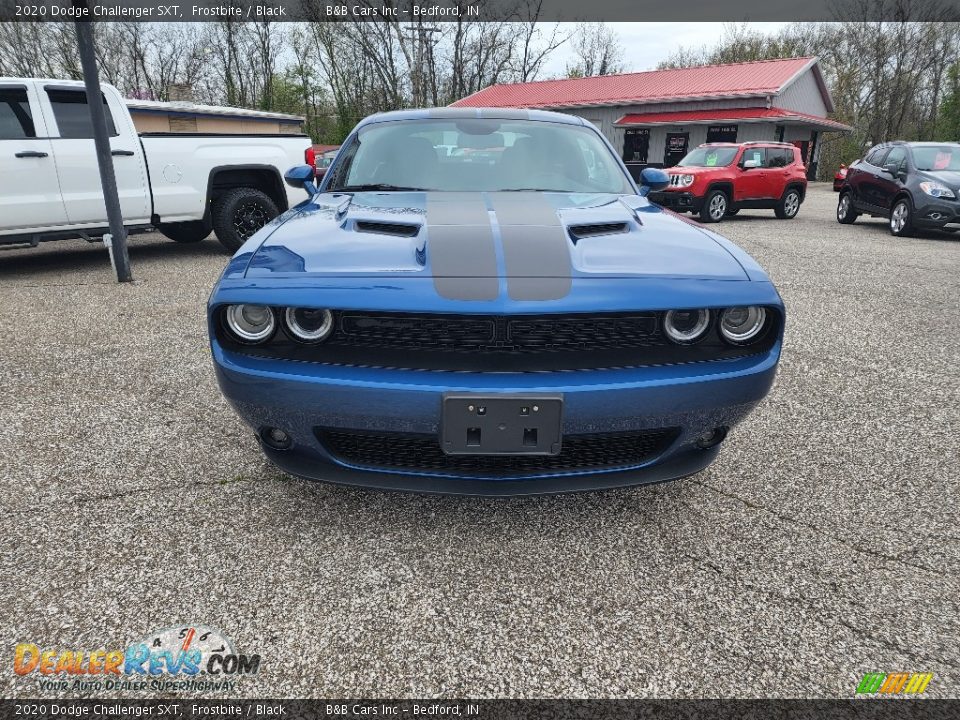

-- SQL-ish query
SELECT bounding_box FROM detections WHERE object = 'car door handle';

[15,150,48,158]
[111,149,135,156]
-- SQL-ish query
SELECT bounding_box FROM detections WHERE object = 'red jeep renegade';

[648,142,808,223]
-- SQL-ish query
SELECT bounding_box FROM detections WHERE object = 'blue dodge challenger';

[208,109,784,495]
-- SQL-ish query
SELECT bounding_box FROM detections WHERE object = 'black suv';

[836,141,960,236]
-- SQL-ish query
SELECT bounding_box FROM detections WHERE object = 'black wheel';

[889,197,914,237]
[775,188,802,219]
[725,208,740,216]
[212,187,279,253]
[699,189,728,223]
[837,192,858,224]
[157,221,210,243]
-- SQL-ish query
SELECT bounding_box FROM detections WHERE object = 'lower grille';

[317,427,680,477]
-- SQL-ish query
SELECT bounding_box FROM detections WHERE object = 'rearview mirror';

[284,164,319,197]
[638,167,670,195]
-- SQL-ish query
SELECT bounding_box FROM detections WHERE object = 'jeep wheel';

[837,192,858,224]
[775,188,802,219]
[699,190,728,223]
[725,208,740,217]
[890,198,914,237]
[157,221,210,244]
[212,187,279,253]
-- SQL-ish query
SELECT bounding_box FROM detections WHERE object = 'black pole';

[73,10,132,282]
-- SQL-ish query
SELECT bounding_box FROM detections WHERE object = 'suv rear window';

[766,148,794,168]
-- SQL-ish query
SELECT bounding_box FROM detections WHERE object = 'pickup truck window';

[0,87,36,139]
[45,88,117,139]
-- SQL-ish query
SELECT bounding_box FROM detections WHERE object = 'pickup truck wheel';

[775,188,802,219]
[699,190,728,223]
[212,188,279,252]
[157,221,210,244]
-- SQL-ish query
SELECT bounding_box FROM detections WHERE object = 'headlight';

[663,309,710,344]
[679,174,695,187]
[719,306,767,344]
[284,307,334,342]
[224,304,275,343]
[919,181,956,199]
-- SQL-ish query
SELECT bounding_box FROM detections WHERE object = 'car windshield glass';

[913,145,960,171]
[328,118,632,194]
[676,147,739,167]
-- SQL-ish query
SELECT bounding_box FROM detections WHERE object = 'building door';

[664,133,688,167]
[622,128,649,163]
[706,125,738,144]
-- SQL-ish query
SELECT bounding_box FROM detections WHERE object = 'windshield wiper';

[337,183,428,192]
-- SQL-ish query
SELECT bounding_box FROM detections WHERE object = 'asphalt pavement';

[1,184,957,698]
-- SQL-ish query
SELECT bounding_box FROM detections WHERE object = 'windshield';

[913,145,960,172]
[676,147,739,168]
[326,118,632,194]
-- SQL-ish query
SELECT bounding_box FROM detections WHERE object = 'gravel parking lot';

[1,184,958,698]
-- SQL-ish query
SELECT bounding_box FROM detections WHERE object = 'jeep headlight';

[678,174,695,187]
[919,181,956,199]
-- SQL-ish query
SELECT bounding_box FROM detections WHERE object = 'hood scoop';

[567,222,629,243]
[355,220,420,237]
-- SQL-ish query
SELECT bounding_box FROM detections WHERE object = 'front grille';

[219,310,779,372]
[317,427,680,477]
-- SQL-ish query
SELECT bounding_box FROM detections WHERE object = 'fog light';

[261,427,292,450]
[696,427,727,449]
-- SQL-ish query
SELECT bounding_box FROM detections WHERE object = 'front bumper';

[912,197,960,229]
[212,344,780,494]
[648,190,702,212]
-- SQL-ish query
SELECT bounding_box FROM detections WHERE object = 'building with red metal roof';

[451,57,851,179]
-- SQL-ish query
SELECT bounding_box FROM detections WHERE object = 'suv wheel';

[212,187,279,253]
[699,190,728,223]
[890,198,914,237]
[775,188,802,219]
[837,192,858,224]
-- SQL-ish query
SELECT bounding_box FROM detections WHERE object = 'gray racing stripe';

[491,193,573,301]
[427,193,498,301]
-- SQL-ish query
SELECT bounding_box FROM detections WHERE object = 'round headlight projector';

[720,306,767,344]
[225,304,275,343]
[284,308,334,342]
[663,309,710,343]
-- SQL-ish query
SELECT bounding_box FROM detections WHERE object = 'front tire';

[775,188,802,219]
[890,198,914,237]
[212,187,279,253]
[725,208,740,217]
[699,189,728,223]
[157,221,210,244]
[837,192,858,224]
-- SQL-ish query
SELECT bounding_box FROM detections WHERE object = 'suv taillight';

[305,147,317,177]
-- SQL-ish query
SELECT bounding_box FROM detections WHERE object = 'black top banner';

[1,0,960,22]
[2,700,960,720]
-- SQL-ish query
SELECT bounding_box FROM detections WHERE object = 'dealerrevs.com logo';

[856,672,934,696]
[14,625,260,693]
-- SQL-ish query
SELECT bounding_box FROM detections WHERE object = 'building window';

[622,128,649,163]
[706,124,738,143]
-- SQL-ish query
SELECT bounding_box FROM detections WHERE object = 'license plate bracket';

[441,394,563,456]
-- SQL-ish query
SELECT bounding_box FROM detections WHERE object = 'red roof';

[451,57,820,110]
[615,107,851,131]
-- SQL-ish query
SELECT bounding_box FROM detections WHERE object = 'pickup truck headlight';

[224,304,275,343]
[919,181,956,199]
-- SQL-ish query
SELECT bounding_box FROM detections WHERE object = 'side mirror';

[284,164,319,197]
[638,167,670,196]
[741,159,761,169]
[883,162,901,177]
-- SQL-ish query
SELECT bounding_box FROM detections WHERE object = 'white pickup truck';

[0,78,311,252]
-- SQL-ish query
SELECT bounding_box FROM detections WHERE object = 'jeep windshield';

[677,147,739,168]
[326,118,633,194]
[913,145,960,172]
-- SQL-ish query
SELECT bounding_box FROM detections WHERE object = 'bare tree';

[566,22,625,78]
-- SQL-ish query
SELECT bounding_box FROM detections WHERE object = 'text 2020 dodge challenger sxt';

[208,109,784,495]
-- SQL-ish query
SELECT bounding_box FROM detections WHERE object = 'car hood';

[243,192,750,298]
[919,170,960,189]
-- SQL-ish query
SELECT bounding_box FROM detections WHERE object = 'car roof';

[873,141,960,148]
[356,107,588,130]
[698,142,796,148]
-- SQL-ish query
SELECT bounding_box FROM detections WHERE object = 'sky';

[541,22,792,77]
